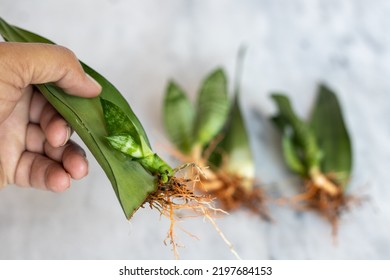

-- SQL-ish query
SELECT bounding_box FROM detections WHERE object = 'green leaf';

[210,92,255,179]
[220,45,254,178]
[0,17,157,219]
[271,94,321,174]
[281,131,306,175]
[194,68,230,147]
[101,99,143,141]
[101,98,153,157]
[207,46,253,178]
[163,81,195,154]
[310,84,352,187]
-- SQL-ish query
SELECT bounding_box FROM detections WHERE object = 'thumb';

[1,42,102,97]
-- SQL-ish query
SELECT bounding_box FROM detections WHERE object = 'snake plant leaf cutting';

[271,84,353,229]
[0,17,156,219]
[310,85,352,188]
[163,66,268,218]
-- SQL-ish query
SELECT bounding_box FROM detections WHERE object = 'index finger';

[0,42,102,98]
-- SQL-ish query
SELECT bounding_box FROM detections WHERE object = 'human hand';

[0,42,101,191]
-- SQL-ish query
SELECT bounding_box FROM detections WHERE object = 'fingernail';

[86,73,102,92]
[61,125,72,147]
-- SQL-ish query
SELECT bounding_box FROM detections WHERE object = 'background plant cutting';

[162,54,268,218]
[271,85,353,234]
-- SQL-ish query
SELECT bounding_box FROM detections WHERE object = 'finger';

[25,123,45,154]
[40,102,71,147]
[29,89,48,123]
[1,43,101,98]
[44,140,88,180]
[62,143,88,180]
[14,151,70,192]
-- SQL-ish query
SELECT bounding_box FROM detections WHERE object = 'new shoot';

[271,85,354,233]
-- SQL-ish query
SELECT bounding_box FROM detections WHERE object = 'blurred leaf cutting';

[163,50,268,218]
[271,85,353,231]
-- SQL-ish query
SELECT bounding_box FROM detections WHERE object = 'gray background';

[0,0,389,259]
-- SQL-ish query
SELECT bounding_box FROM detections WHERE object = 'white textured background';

[0,0,389,259]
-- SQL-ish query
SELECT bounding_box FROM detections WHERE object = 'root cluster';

[292,176,359,235]
[143,165,239,259]
[162,142,269,220]
[200,171,270,221]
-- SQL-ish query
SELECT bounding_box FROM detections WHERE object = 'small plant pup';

[271,85,354,233]
[163,48,268,219]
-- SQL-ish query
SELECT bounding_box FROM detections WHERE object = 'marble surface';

[0,0,389,259]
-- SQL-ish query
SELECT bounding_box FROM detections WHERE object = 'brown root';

[143,165,239,259]
[200,171,270,221]
[291,175,360,236]
[165,141,270,220]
